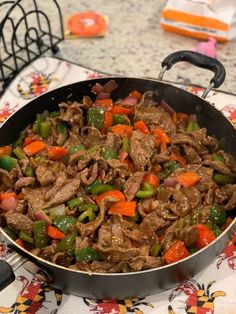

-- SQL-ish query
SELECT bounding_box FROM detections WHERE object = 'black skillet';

[0,51,236,299]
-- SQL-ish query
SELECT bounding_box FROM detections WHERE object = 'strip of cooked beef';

[59,101,84,127]
[44,171,67,201]
[0,169,13,192]
[203,188,215,205]
[152,149,170,164]
[23,178,81,211]
[14,177,35,190]
[79,163,98,185]
[4,212,33,235]
[35,161,55,186]
[134,105,176,134]
[203,160,236,177]
[15,200,27,214]
[81,126,104,148]
[152,201,178,221]
[124,172,145,200]
[218,151,236,172]
[77,197,117,238]
[187,165,217,192]
[130,130,155,171]
[40,243,58,262]
[139,211,170,233]
[105,132,122,151]
[182,145,201,164]
[52,252,74,267]
[214,184,236,210]
[176,225,198,248]
[137,198,153,217]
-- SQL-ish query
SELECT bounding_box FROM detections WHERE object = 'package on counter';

[160,0,236,41]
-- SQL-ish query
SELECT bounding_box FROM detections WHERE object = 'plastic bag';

[160,0,236,41]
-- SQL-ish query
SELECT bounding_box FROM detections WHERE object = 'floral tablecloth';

[0,57,236,314]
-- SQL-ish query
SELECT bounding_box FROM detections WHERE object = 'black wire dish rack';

[0,0,64,95]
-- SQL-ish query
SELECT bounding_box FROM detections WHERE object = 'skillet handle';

[159,50,226,98]
[0,260,15,291]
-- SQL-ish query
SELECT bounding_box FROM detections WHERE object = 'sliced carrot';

[47,225,65,240]
[109,201,136,217]
[23,140,47,156]
[111,125,133,138]
[176,171,200,188]
[134,121,150,134]
[111,106,133,115]
[24,136,35,146]
[15,238,25,248]
[101,111,113,134]
[48,146,69,161]
[0,146,12,157]
[95,99,113,111]
[129,90,142,100]
[196,224,216,249]
[96,190,126,205]
[152,128,171,146]
[0,192,17,201]
[169,152,187,168]
[143,172,160,189]
[163,240,190,264]
[17,192,25,201]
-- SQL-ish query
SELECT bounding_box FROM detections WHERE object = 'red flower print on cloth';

[217,234,236,270]
[168,279,225,314]
[0,102,19,123]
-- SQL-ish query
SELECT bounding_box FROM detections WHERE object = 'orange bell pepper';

[47,146,69,161]
[143,172,160,189]
[152,128,171,146]
[101,111,113,134]
[15,238,25,248]
[163,240,190,264]
[109,201,136,217]
[169,152,187,168]
[134,121,150,134]
[196,224,216,249]
[111,125,133,138]
[95,98,113,111]
[0,192,17,201]
[47,225,65,240]
[24,136,35,146]
[23,140,47,156]
[176,171,200,188]
[111,106,133,115]
[96,190,126,205]
[0,146,12,157]
[129,90,142,100]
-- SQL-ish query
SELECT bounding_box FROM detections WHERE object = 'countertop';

[1,0,236,94]
[57,0,236,94]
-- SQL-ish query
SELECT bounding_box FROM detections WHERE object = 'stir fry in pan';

[0,80,235,272]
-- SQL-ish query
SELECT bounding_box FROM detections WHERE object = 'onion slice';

[160,99,176,116]
[164,177,177,188]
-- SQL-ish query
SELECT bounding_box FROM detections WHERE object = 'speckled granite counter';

[56,0,236,94]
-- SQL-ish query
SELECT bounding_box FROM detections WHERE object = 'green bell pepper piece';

[0,156,17,171]
[102,145,118,160]
[129,211,140,223]
[33,221,48,248]
[67,197,83,209]
[33,155,46,165]
[56,122,67,134]
[120,263,130,273]
[78,208,96,223]
[151,242,161,257]
[85,179,102,193]
[158,161,180,180]
[32,114,43,133]
[122,137,130,153]
[112,114,127,125]
[13,132,25,148]
[142,183,155,192]
[13,147,27,160]
[56,234,76,253]
[53,216,77,233]
[19,230,34,244]
[50,111,60,118]
[39,121,52,139]
[25,166,35,177]
[212,153,225,163]
[90,184,114,195]
[213,172,235,185]
[69,144,86,155]
[87,107,105,130]
[79,204,98,212]
[75,247,102,262]
[210,204,226,225]
[190,208,201,225]
[217,138,225,150]
[186,121,200,132]
[136,190,154,198]
[189,247,199,254]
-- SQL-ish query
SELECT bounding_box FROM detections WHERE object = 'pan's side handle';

[159,50,226,98]
[0,260,15,290]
